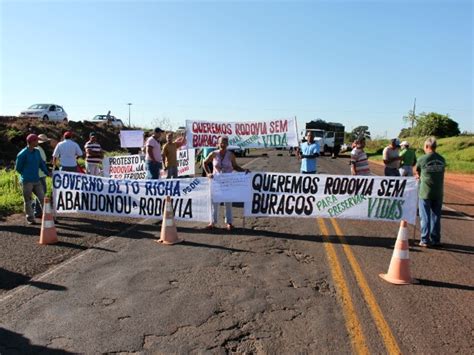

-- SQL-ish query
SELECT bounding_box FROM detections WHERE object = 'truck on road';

[304,120,345,157]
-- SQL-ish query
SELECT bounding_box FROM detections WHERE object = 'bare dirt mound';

[0,117,128,167]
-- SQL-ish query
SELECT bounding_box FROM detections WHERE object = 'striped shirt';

[84,141,102,164]
[351,148,370,175]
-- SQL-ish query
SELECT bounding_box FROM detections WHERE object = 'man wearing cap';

[84,132,103,176]
[145,127,164,179]
[399,140,417,177]
[52,131,83,172]
[32,134,55,217]
[15,134,50,225]
[382,138,401,176]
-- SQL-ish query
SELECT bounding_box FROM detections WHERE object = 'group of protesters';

[15,126,446,247]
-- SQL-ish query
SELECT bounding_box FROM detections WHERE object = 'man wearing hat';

[382,138,401,176]
[84,132,103,176]
[399,140,417,177]
[52,131,83,172]
[145,127,164,179]
[15,134,50,225]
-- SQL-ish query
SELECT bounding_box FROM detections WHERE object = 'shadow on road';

[0,268,67,292]
[417,278,474,291]
[441,209,473,219]
[55,241,116,253]
[0,328,74,354]
[182,240,254,253]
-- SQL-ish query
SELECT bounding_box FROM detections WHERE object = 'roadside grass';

[365,136,474,174]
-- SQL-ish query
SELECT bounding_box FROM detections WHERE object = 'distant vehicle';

[304,120,345,157]
[340,143,349,153]
[86,115,124,127]
[19,104,68,121]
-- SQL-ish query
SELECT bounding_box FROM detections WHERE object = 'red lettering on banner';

[235,122,267,135]
[191,122,233,135]
[269,120,288,133]
[193,134,219,147]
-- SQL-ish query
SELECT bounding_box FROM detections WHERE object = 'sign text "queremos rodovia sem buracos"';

[244,173,418,225]
[52,172,211,222]
[186,118,298,149]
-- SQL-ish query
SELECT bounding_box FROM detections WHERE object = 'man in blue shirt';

[298,131,320,174]
[15,134,50,225]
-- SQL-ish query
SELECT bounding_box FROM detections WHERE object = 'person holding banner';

[203,136,249,230]
[297,131,320,174]
[145,127,164,179]
[162,132,186,179]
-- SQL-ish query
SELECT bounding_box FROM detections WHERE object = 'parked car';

[86,115,124,127]
[228,145,250,157]
[19,104,68,121]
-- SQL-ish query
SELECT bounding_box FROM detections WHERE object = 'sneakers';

[26,218,37,225]
[226,223,234,231]
[418,241,430,247]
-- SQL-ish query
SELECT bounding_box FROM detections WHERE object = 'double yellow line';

[318,218,401,354]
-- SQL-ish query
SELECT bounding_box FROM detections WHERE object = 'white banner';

[211,172,252,203]
[52,172,211,222]
[120,130,144,148]
[186,118,298,149]
[243,173,418,225]
[103,151,196,180]
[102,155,147,180]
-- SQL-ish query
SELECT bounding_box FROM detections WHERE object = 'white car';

[19,104,68,121]
[86,114,124,127]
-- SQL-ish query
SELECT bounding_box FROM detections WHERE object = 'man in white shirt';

[145,127,164,179]
[52,131,83,172]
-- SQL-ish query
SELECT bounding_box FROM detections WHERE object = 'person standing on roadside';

[32,134,55,217]
[162,132,186,179]
[15,134,50,225]
[145,127,164,179]
[84,132,103,176]
[382,138,401,176]
[399,140,417,177]
[203,136,250,231]
[297,131,320,174]
[52,131,83,172]
[416,137,446,247]
[350,138,370,175]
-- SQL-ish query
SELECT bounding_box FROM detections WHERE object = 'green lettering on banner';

[262,133,288,147]
[327,195,367,218]
[367,198,405,220]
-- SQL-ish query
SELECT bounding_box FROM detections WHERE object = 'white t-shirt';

[53,139,83,167]
[145,136,162,162]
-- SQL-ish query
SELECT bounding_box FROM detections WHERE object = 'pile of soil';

[0,117,135,167]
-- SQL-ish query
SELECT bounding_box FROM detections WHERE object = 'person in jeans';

[15,134,50,225]
[162,132,187,179]
[33,134,55,217]
[298,131,320,174]
[399,140,417,176]
[52,131,83,172]
[382,138,401,176]
[145,127,164,179]
[203,136,249,231]
[416,137,446,247]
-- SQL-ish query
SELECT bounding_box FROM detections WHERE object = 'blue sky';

[1,0,472,138]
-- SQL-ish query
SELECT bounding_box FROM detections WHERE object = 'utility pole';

[127,103,132,127]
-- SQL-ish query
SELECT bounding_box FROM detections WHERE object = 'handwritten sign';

[120,130,144,148]
[211,172,252,203]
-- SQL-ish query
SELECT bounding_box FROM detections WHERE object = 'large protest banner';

[186,118,298,149]
[244,173,418,225]
[103,151,195,180]
[52,172,211,222]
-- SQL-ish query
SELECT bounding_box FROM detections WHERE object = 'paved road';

[1,150,473,354]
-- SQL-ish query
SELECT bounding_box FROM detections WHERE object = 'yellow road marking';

[329,218,401,354]
[317,218,369,355]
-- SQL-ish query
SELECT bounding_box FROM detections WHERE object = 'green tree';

[351,126,371,141]
[413,112,460,138]
[398,128,413,138]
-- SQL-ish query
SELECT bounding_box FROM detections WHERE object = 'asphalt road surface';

[1,150,473,354]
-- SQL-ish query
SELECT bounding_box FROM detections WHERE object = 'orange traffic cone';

[379,220,417,285]
[158,196,183,245]
[39,197,58,245]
